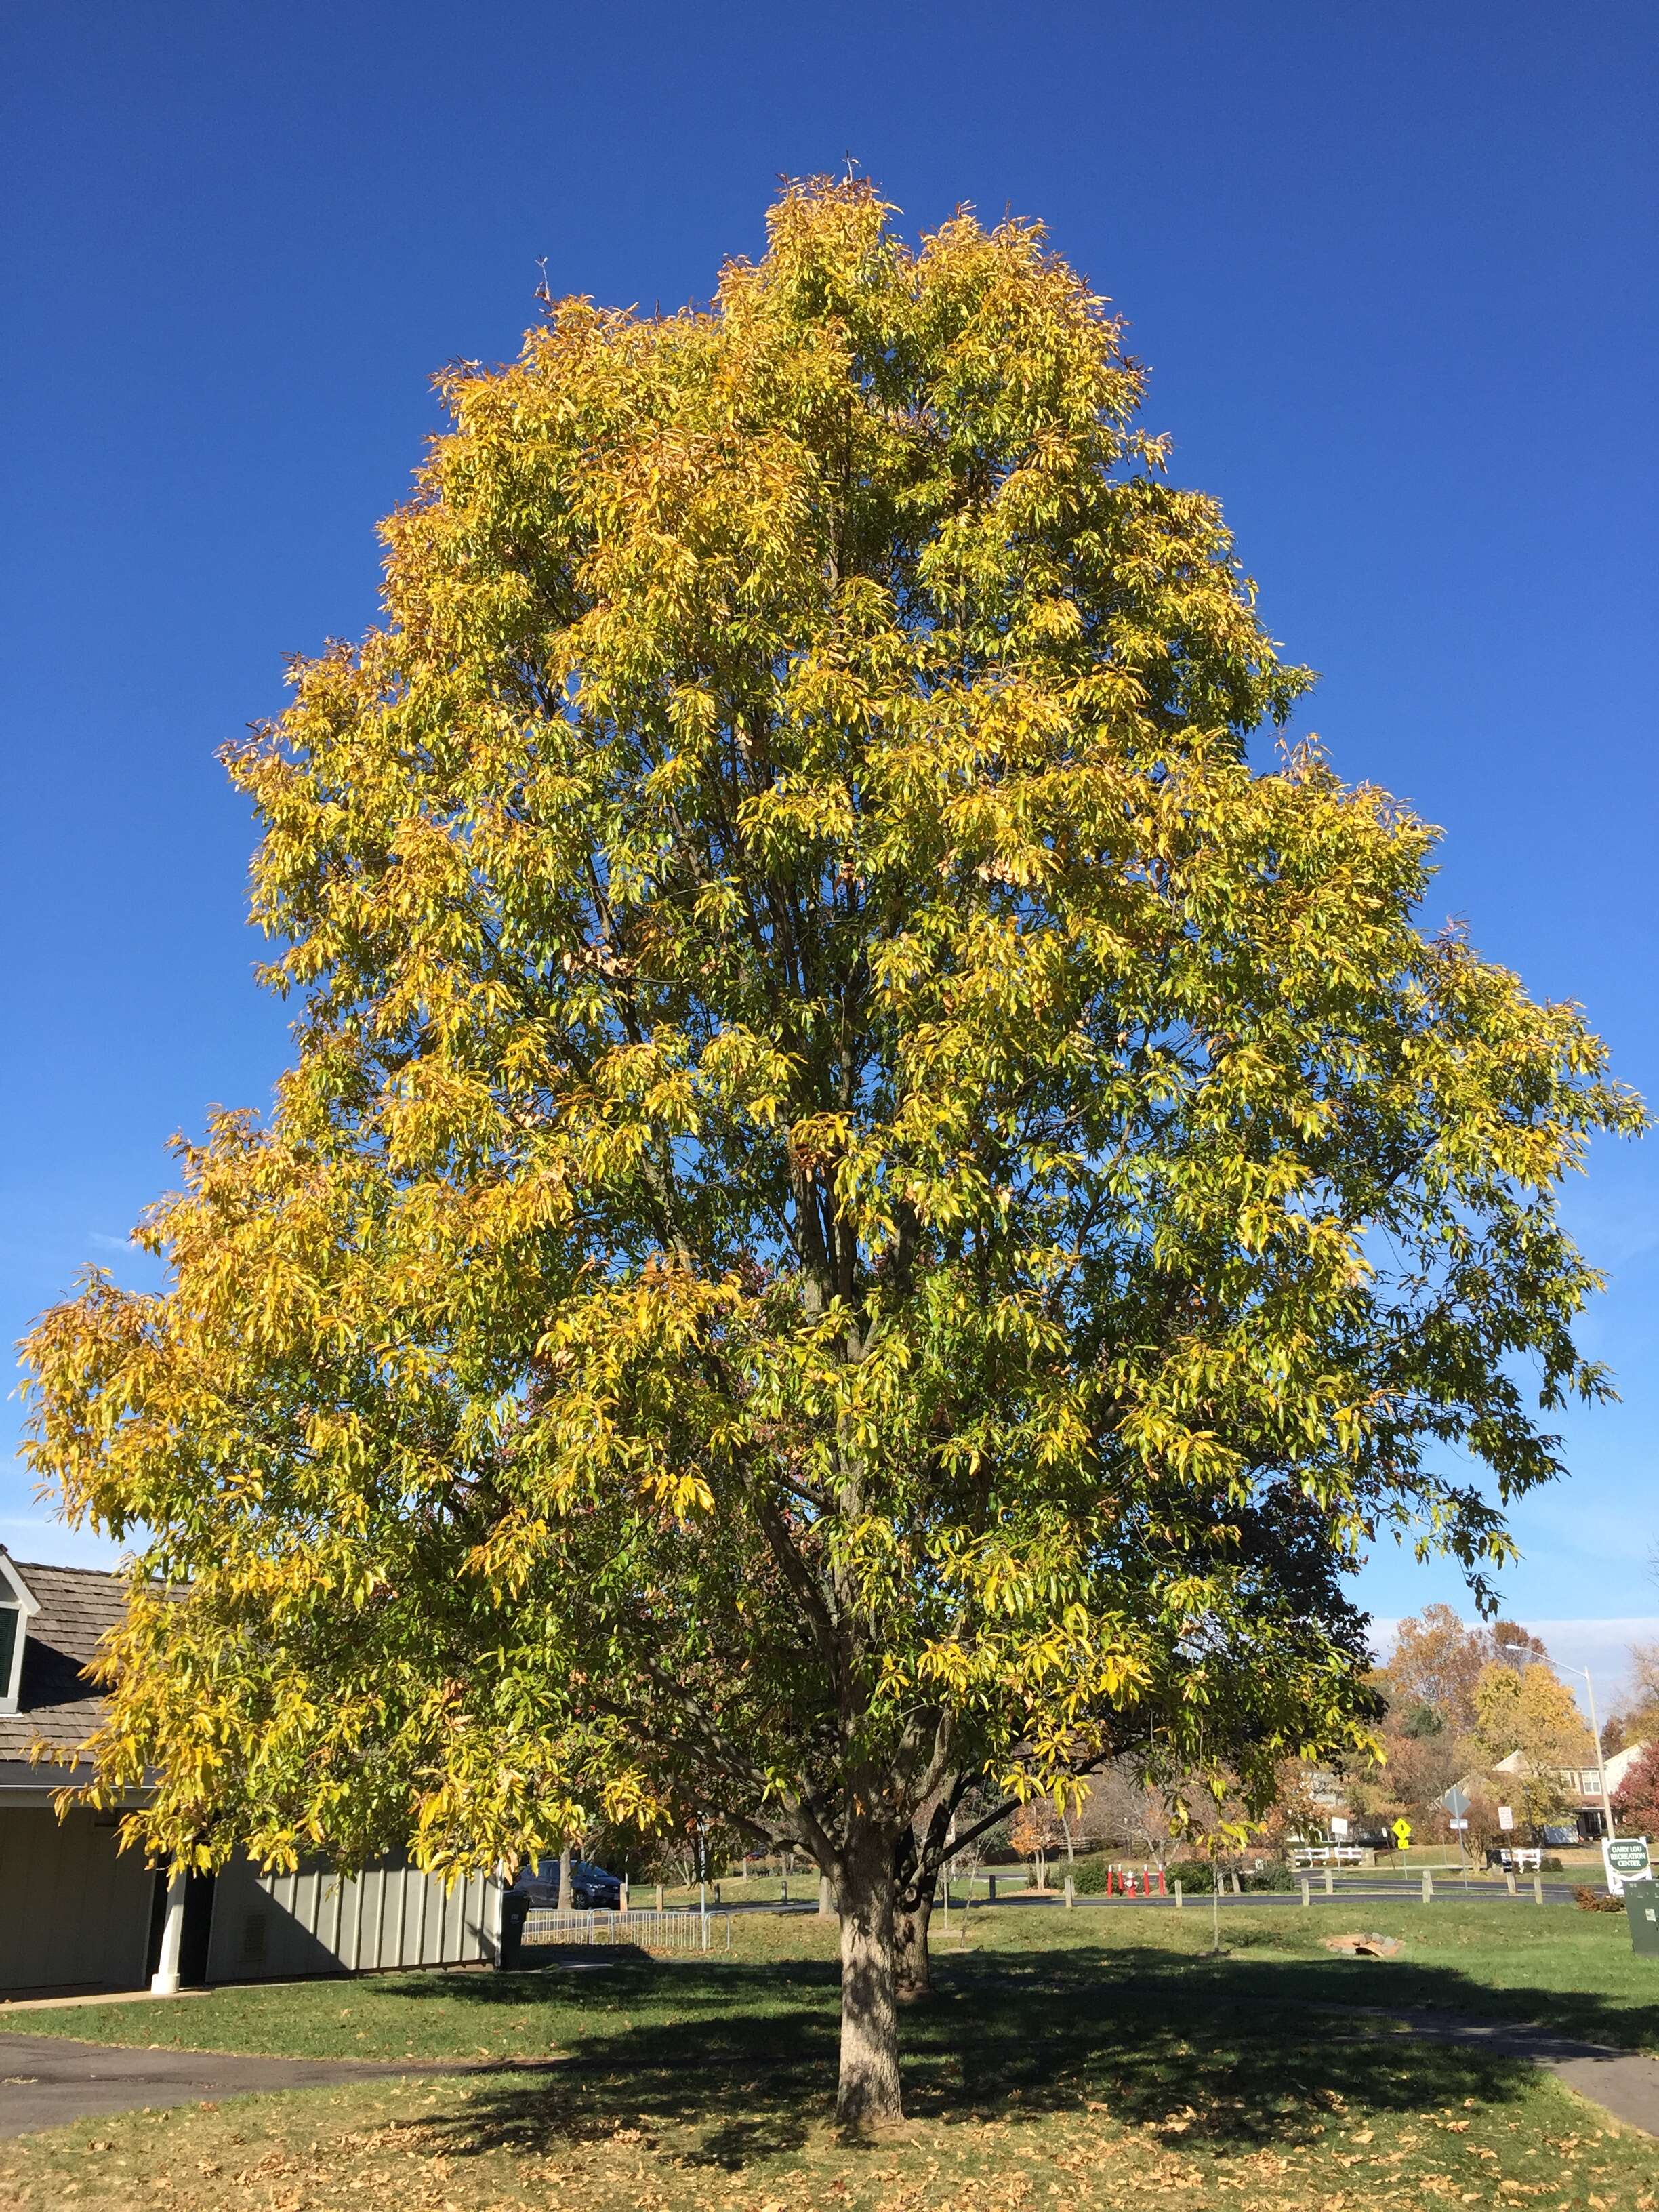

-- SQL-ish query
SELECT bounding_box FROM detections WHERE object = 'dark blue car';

[510,1856,622,1909]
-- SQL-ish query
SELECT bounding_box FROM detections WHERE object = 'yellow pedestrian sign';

[1391,1818,1412,1846]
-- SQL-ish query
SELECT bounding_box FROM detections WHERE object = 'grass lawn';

[3,1901,1658,2208]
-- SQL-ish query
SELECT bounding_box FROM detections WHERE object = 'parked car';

[509,1857,623,1909]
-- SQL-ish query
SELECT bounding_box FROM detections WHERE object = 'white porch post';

[150,1868,188,1994]
[483,1868,506,1966]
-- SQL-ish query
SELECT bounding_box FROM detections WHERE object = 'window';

[0,1555,40,1713]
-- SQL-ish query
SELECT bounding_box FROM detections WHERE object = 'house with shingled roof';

[1,1549,504,1998]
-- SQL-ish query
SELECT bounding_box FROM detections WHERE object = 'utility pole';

[1578,1664,1616,1844]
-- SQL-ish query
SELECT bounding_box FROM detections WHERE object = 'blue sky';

[3,1,1656,1689]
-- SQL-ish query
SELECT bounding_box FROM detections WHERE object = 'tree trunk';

[836,1836,902,2131]
[558,1840,573,1910]
[893,1882,935,2002]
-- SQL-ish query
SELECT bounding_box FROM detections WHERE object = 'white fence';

[523,1906,724,1952]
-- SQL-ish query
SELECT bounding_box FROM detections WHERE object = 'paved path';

[1318,2005,1659,2138]
[0,2033,533,2138]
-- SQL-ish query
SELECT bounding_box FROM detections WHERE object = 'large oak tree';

[23,179,1639,2126]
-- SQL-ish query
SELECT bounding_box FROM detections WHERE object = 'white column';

[482,1869,506,1966]
[150,1869,187,1994]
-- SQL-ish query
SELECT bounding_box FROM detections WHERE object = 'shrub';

[1069,1856,1112,1893]
[1575,1884,1625,1913]
[1166,1858,1217,1893]
[1242,1860,1293,1892]
[1158,1858,1291,1894]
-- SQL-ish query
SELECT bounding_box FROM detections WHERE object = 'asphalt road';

[0,2035,469,2138]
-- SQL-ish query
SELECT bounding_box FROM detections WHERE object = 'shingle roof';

[0,1557,129,1764]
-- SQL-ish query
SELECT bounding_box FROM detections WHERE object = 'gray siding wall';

[0,1808,154,1994]
[205,1857,496,1983]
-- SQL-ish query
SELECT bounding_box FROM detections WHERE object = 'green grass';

[3,1902,1658,2209]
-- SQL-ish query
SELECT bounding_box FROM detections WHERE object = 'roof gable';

[0,1556,131,1765]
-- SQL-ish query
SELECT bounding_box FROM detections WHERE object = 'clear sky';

[3,2,1655,1689]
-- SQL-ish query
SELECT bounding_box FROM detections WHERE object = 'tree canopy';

[21,177,1641,2126]
[1614,1740,1659,1834]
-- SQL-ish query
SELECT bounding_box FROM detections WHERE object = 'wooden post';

[1534,1873,1544,1905]
[1324,1868,1334,1896]
[655,1882,663,1912]
[1064,1875,1074,1909]
[1231,1870,1242,1897]
[819,1874,832,1918]
[1301,1877,1311,1908]
[1505,1870,1517,1896]
[1173,1880,1183,1909]
[1422,1869,1433,1903]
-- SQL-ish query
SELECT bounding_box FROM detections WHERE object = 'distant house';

[0,1550,504,1998]
[1605,1742,1652,1801]
[1434,1743,1650,1844]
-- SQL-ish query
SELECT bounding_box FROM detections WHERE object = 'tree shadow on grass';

[373,1935,1641,2172]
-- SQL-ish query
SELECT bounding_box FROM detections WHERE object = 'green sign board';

[1625,1879,1659,1959]
[1607,1838,1651,1878]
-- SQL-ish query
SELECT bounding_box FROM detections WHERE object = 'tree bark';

[836,1835,903,2130]
[893,1883,935,2001]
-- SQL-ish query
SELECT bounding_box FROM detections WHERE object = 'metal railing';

[522,1906,723,1952]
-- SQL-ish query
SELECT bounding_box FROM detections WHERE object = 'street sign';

[1605,1837,1651,1896]
[1449,1818,1469,1831]
[1391,1818,1412,1845]
[1444,1786,1471,1818]
[1330,1816,1349,1839]
[1497,1805,1513,1831]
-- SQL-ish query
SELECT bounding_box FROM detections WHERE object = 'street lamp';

[1504,1644,1614,1844]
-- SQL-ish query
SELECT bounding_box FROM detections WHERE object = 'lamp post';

[1504,1643,1614,1844]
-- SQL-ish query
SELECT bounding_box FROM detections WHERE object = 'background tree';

[1366,1608,1557,1829]
[1613,1742,1659,1836]
[1471,1661,1595,1833]
[1008,1802,1061,1889]
[1490,1619,1550,1671]
[1601,1643,1659,1755]
[1385,1604,1491,1736]
[21,178,1639,2130]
